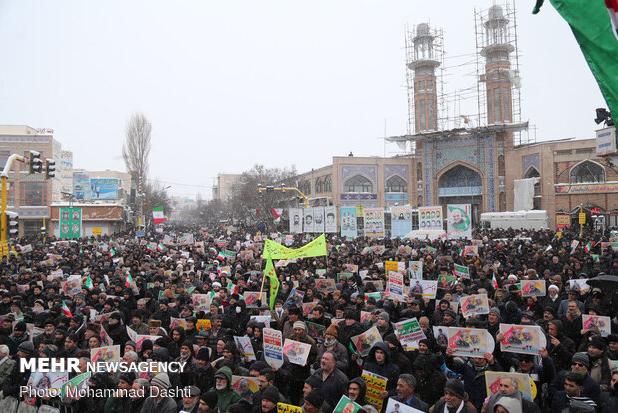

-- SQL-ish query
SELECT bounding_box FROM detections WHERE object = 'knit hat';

[607,334,618,343]
[572,352,590,368]
[293,321,307,331]
[304,389,324,409]
[185,385,200,397]
[196,347,210,361]
[324,324,338,339]
[262,386,280,403]
[398,374,417,389]
[14,321,27,332]
[200,390,218,408]
[148,319,161,328]
[304,375,322,390]
[444,379,465,399]
[588,336,607,351]
[151,373,171,390]
[378,312,390,322]
[18,341,35,355]
[488,307,501,318]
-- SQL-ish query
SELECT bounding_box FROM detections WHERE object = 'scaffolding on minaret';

[474,0,531,146]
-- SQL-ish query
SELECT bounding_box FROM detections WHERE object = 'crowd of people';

[0,223,616,413]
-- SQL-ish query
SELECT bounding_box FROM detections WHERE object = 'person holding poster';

[364,343,400,399]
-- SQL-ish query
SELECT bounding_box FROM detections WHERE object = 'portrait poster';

[521,280,546,297]
[263,328,284,370]
[234,336,256,361]
[283,339,312,366]
[418,206,443,231]
[27,371,69,392]
[243,291,266,308]
[568,279,590,294]
[393,318,426,351]
[306,321,326,339]
[433,326,449,348]
[447,327,495,358]
[303,207,315,233]
[499,324,547,355]
[583,314,612,337]
[289,208,303,234]
[170,317,187,330]
[459,294,489,318]
[409,260,423,280]
[364,208,385,237]
[302,301,319,317]
[340,207,358,238]
[91,345,121,363]
[391,206,412,238]
[333,395,362,413]
[350,326,383,357]
[283,288,305,309]
[447,204,472,240]
[135,335,161,352]
[386,272,405,301]
[313,207,325,233]
[315,278,336,294]
[485,371,533,400]
[324,206,337,233]
[362,370,388,412]
[417,280,438,299]
[196,319,212,332]
[385,398,424,413]
[232,376,260,402]
[192,293,213,311]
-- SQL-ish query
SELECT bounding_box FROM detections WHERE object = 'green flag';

[540,0,618,117]
[263,258,279,310]
[84,275,93,290]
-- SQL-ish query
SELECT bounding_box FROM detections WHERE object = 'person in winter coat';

[384,334,413,374]
[315,324,349,372]
[139,373,177,413]
[363,342,401,398]
[546,319,576,373]
[309,351,349,408]
[431,379,478,413]
[602,370,618,413]
[507,349,555,407]
[285,321,318,405]
[550,352,601,405]
[445,350,502,411]
[214,366,242,413]
[394,374,429,412]
[480,376,539,413]
[585,335,612,391]
[412,351,447,407]
[347,377,368,406]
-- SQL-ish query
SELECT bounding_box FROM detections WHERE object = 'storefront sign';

[555,182,618,194]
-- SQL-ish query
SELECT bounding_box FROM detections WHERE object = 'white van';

[480,210,549,230]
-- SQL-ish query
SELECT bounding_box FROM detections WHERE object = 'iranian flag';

[270,208,283,223]
[584,241,595,253]
[492,273,499,289]
[84,275,94,290]
[536,0,618,116]
[61,300,73,318]
[152,206,166,224]
[125,273,134,288]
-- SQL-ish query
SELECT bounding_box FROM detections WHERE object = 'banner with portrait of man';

[340,207,358,238]
[324,206,337,233]
[418,206,443,231]
[447,204,472,239]
[289,208,303,234]
[313,207,325,233]
[303,208,315,233]
[390,206,412,238]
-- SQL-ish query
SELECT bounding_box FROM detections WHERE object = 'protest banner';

[196,319,212,332]
[306,321,326,339]
[485,371,533,400]
[192,293,213,311]
[263,328,284,369]
[283,339,312,366]
[438,273,457,289]
[418,206,443,231]
[60,371,91,398]
[362,370,388,411]
[28,371,69,392]
[453,264,470,279]
[459,294,489,318]
[409,260,423,280]
[277,403,303,413]
[385,398,425,413]
[463,245,478,256]
[315,278,336,294]
[232,376,260,402]
[418,280,438,299]
[91,344,121,363]
[447,327,495,358]
[386,272,405,301]
[583,314,612,337]
[364,208,385,238]
[391,206,413,238]
[521,280,547,297]
[568,279,590,294]
[393,318,426,351]
[447,204,472,240]
[499,324,547,355]
[234,336,257,361]
[170,317,187,330]
[350,326,383,357]
[302,301,319,317]
[333,395,362,413]
[385,261,399,273]
[243,291,266,308]
[283,288,305,309]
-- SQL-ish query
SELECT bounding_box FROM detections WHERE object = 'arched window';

[438,165,482,188]
[524,167,540,179]
[315,178,323,194]
[570,161,605,184]
[344,175,373,193]
[324,175,332,192]
[299,180,311,195]
[385,175,407,193]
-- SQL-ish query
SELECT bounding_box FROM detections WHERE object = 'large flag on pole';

[536,0,618,117]
[152,206,166,224]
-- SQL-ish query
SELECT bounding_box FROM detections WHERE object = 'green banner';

[262,234,327,260]
[59,207,82,239]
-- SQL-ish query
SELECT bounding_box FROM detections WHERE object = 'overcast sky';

[0,0,606,199]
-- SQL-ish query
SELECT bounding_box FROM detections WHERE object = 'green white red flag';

[152,206,166,224]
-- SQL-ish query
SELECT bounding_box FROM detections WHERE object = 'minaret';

[481,5,514,124]
[408,23,440,132]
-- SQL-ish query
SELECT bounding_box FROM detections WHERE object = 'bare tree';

[123,113,152,184]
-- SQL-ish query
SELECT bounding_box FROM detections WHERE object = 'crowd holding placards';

[0,224,616,413]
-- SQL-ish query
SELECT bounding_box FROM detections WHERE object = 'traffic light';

[45,158,56,179]
[6,211,18,239]
[29,150,42,174]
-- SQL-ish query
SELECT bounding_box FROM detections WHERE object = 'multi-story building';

[0,125,63,236]
[212,174,242,202]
